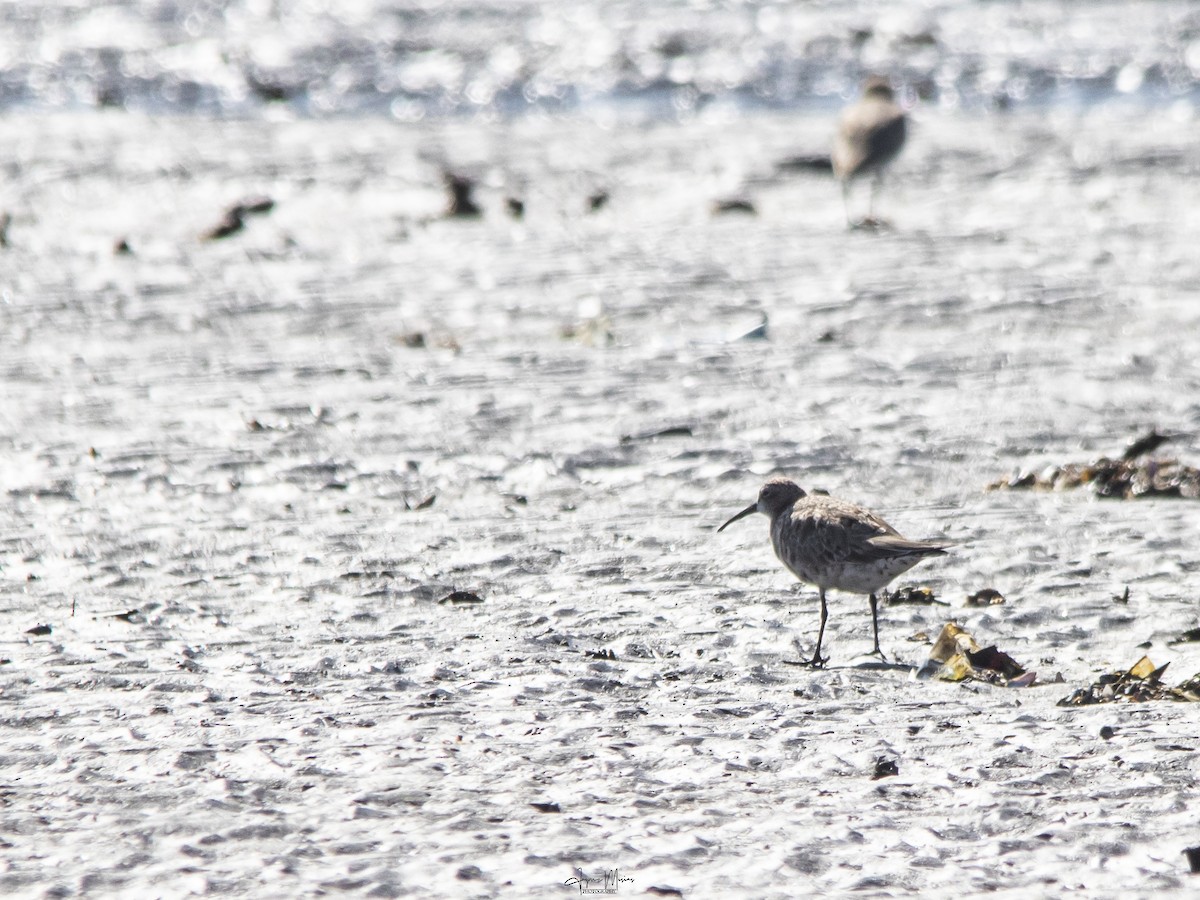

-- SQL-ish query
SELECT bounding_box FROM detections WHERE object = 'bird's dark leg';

[868,592,888,662]
[806,587,830,668]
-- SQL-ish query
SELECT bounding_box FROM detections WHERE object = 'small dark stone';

[966,588,1006,606]
[530,801,561,813]
[444,173,482,218]
[1099,725,1116,740]
[711,198,756,215]
[439,591,484,605]
[456,865,484,881]
[25,624,52,636]
[505,197,524,219]
[1185,846,1200,874]
[872,757,899,779]
[586,190,609,212]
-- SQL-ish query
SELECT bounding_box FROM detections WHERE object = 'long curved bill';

[717,503,757,532]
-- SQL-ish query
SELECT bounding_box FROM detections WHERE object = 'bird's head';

[717,477,806,531]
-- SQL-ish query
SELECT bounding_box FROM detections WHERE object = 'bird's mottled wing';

[787,498,898,567]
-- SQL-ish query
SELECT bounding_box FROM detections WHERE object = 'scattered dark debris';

[1175,627,1200,643]
[586,189,609,212]
[456,865,484,881]
[238,196,276,216]
[586,649,617,661]
[848,215,892,232]
[0,210,11,247]
[112,609,139,622]
[400,331,426,348]
[885,586,942,605]
[620,425,693,444]
[1123,428,1172,461]
[775,153,834,174]
[816,330,836,343]
[559,316,613,346]
[922,623,1033,686]
[439,591,484,605]
[988,430,1200,499]
[1114,586,1130,604]
[444,172,481,218]
[965,645,1026,680]
[420,689,454,707]
[965,588,1006,607]
[872,757,899,779]
[505,196,525,219]
[113,237,133,255]
[711,197,756,215]
[530,801,561,814]
[404,493,436,511]
[244,68,303,103]
[343,569,397,581]
[26,624,52,636]
[1185,846,1200,875]
[202,196,276,241]
[1057,656,1200,705]
[393,331,461,352]
[1099,725,1117,740]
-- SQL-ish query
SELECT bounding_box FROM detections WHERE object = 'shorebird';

[832,76,907,226]
[717,477,949,667]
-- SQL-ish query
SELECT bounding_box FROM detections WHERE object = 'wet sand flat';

[2,108,1200,896]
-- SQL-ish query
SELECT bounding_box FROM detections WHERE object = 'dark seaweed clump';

[1058,657,1200,706]
[989,430,1200,499]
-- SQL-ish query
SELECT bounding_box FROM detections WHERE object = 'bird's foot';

[869,647,890,663]
[786,637,829,668]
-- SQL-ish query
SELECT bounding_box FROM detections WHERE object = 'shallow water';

[6,1,1200,116]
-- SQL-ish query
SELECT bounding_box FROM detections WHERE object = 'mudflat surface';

[2,107,1200,896]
